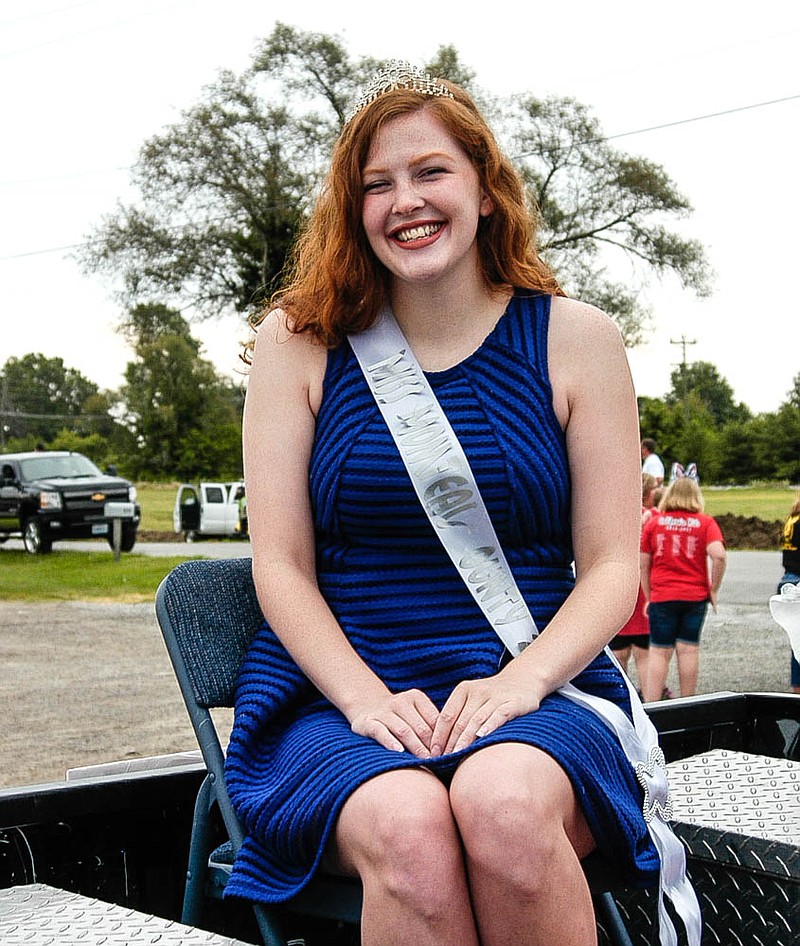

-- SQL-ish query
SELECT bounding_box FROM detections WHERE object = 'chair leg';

[253,903,294,946]
[182,775,216,926]
[595,891,635,946]
[182,776,290,946]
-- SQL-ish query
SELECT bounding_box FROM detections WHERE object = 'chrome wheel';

[23,518,52,554]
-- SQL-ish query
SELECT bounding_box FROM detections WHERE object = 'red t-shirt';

[617,507,657,637]
[641,510,724,602]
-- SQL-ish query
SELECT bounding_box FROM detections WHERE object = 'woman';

[608,473,658,688]
[225,64,691,946]
[640,476,727,702]
[778,489,800,693]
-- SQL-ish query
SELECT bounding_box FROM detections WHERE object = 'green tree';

[510,97,711,345]
[638,396,683,470]
[785,372,800,410]
[639,393,724,482]
[716,417,774,484]
[666,360,750,427]
[118,304,244,479]
[81,24,711,344]
[761,405,800,483]
[0,354,101,443]
[81,68,309,320]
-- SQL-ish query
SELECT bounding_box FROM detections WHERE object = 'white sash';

[349,306,701,946]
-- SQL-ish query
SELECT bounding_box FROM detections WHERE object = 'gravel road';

[0,550,795,789]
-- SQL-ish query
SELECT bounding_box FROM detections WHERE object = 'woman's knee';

[450,746,591,874]
[334,770,463,897]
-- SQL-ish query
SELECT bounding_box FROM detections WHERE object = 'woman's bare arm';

[244,312,438,755]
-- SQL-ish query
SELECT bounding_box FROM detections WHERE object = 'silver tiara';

[344,60,455,124]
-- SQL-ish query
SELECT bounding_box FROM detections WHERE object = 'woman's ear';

[479,192,494,217]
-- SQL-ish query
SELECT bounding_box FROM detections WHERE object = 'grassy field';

[702,484,797,521]
[0,550,202,602]
[137,481,181,532]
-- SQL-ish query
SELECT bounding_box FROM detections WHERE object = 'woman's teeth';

[395,223,442,243]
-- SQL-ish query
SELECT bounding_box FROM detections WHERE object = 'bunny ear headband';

[670,462,699,483]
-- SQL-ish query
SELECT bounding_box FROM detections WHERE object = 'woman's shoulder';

[545,295,630,419]
[253,308,328,362]
[549,295,622,336]
[251,308,329,413]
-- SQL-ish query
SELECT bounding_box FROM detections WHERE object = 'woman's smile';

[391,221,445,244]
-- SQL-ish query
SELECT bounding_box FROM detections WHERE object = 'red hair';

[257,79,563,346]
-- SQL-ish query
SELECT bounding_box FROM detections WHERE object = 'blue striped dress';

[224,290,659,903]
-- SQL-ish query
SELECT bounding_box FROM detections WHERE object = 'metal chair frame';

[155,557,647,946]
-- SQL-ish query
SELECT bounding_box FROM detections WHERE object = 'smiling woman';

[225,63,701,946]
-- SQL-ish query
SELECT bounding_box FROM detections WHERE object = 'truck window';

[205,487,225,503]
[21,454,103,480]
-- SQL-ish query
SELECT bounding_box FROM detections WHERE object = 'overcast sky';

[2,0,798,415]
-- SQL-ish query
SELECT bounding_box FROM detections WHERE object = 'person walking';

[608,473,659,690]
[640,475,726,701]
[640,438,664,485]
[777,489,800,693]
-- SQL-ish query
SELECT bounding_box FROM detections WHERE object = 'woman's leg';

[791,654,800,694]
[449,743,597,946]
[331,768,480,946]
[630,640,649,690]
[675,641,700,696]
[614,644,632,673]
[643,602,676,702]
[642,646,672,702]
[674,600,707,697]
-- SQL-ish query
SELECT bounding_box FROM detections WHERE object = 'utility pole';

[670,335,697,425]
[0,378,7,449]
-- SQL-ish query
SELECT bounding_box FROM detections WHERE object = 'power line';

[1,90,798,263]
[0,410,110,420]
[0,0,107,28]
[2,89,797,191]
[604,94,800,142]
[0,0,192,58]
[511,93,800,160]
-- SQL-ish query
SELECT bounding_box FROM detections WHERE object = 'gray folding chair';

[155,557,650,946]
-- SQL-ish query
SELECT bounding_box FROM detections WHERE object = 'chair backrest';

[156,558,264,850]
[155,557,264,710]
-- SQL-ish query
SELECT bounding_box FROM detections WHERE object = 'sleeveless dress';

[224,290,660,903]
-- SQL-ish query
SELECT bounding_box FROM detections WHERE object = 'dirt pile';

[715,514,783,550]
[138,530,185,542]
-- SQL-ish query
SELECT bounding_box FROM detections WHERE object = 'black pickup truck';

[0,450,140,554]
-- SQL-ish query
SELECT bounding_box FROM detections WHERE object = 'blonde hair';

[641,473,657,506]
[660,477,705,513]
[254,78,563,347]
[789,489,800,518]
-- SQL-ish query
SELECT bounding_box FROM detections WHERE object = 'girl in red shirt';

[640,476,726,701]
[608,473,659,688]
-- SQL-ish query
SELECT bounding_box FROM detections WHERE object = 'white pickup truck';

[173,481,247,541]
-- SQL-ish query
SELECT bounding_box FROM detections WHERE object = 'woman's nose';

[392,179,425,215]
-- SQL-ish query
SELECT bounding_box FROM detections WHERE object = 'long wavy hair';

[253,78,563,347]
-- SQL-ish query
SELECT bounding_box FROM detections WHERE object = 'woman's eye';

[420,166,446,178]
[363,180,389,193]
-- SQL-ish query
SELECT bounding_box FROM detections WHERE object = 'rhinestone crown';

[344,60,455,124]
